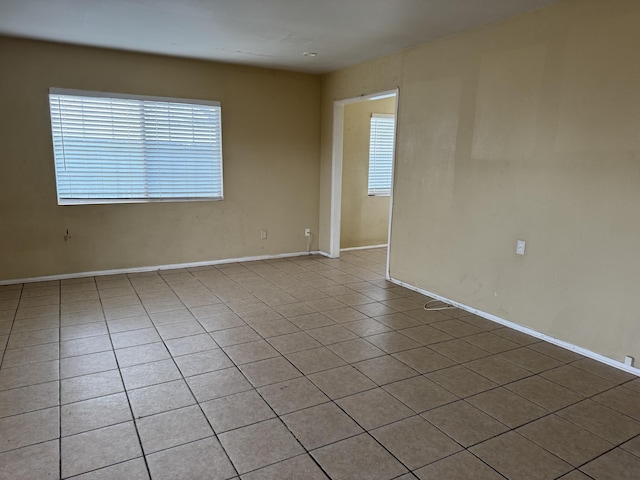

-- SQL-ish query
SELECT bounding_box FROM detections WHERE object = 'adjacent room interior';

[1,0,639,478]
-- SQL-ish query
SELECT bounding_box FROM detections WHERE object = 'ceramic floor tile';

[61,421,142,478]
[107,315,154,333]
[0,407,59,453]
[307,365,377,399]
[426,365,497,398]
[353,355,419,385]
[580,447,640,480]
[59,350,117,379]
[528,342,584,363]
[241,454,328,480]
[557,399,640,444]
[219,418,304,474]
[239,356,302,387]
[7,327,59,349]
[1,342,60,368]
[285,346,346,374]
[423,400,508,447]
[372,415,462,470]
[128,379,196,417]
[173,348,233,377]
[621,434,640,456]
[60,322,108,341]
[429,339,491,363]
[322,307,368,324]
[391,347,456,373]
[61,392,132,436]
[365,332,421,354]
[60,334,112,358]
[517,414,613,466]
[0,381,59,418]
[306,325,359,345]
[0,439,59,480]
[470,431,571,480]
[541,365,615,397]
[114,342,171,368]
[111,327,162,349]
[506,376,583,411]
[201,389,275,433]
[147,436,236,480]
[496,347,562,374]
[492,328,541,347]
[467,387,549,428]
[336,388,414,430]
[61,369,123,404]
[465,355,532,385]
[223,340,280,365]
[164,332,219,356]
[210,326,262,347]
[288,312,336,330]
[342,318,392,336]
[383,375,458,413]
[431,318,484,338]
[414,450,505,480]
[136,405,213,454]
[258,377,329,415]
[186,366,253,402]
[1,359,59,392]
[593,386,640,421]
[282,402,363,449]
[267,331,322,354]
[156,320,206,340]
[397,325,453,345]
[120,359,182,390]
[311,433,407,480]
[463,332,520,354]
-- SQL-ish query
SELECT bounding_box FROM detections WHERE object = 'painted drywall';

[0,37,321,281]
[340,97,394,248]
[320,0,640,363]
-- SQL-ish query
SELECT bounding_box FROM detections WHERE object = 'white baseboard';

[390,277,640,377]
[0,251,324,286]
[341,244,387,252]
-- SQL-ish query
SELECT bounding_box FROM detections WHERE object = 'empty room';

[1,0,639,479]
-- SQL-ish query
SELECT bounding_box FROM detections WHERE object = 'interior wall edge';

[390,277,640,378]
[0,251,326,286]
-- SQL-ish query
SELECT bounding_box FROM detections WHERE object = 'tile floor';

[1,248,639,479]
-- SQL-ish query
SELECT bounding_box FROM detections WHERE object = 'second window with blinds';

[367,113,395,197]
[48,88,223,205]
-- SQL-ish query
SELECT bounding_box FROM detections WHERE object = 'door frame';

[329,88,399,280]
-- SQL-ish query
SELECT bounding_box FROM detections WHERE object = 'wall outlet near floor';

[260,229,267,240]
[304,228,311,237]
[516,239,526,255]
[625,356,635,367]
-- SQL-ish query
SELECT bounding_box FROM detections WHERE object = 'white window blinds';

[368,113,395,196]
[48,88,223,205]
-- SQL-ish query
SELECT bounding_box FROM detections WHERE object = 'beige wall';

[0,37,321,281]
[340,97,394,248]
[320,0,640,363]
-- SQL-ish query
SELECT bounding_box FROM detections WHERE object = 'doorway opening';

[329,89,399,280]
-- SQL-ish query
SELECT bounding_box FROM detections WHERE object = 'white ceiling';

[0,0,561,74]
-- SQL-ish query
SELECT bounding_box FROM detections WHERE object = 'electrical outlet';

[260,230,267,240]
[304,228,311,237]
[516,240,526,255]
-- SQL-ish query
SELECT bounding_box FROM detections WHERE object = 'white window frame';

[49,88,224,205]
[367,113,395,197]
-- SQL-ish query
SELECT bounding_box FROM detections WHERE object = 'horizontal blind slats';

[368,115,395,196]
[49,91,223,204]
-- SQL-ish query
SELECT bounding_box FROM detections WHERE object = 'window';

[367,113,395,196]
[48,88,223,205]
